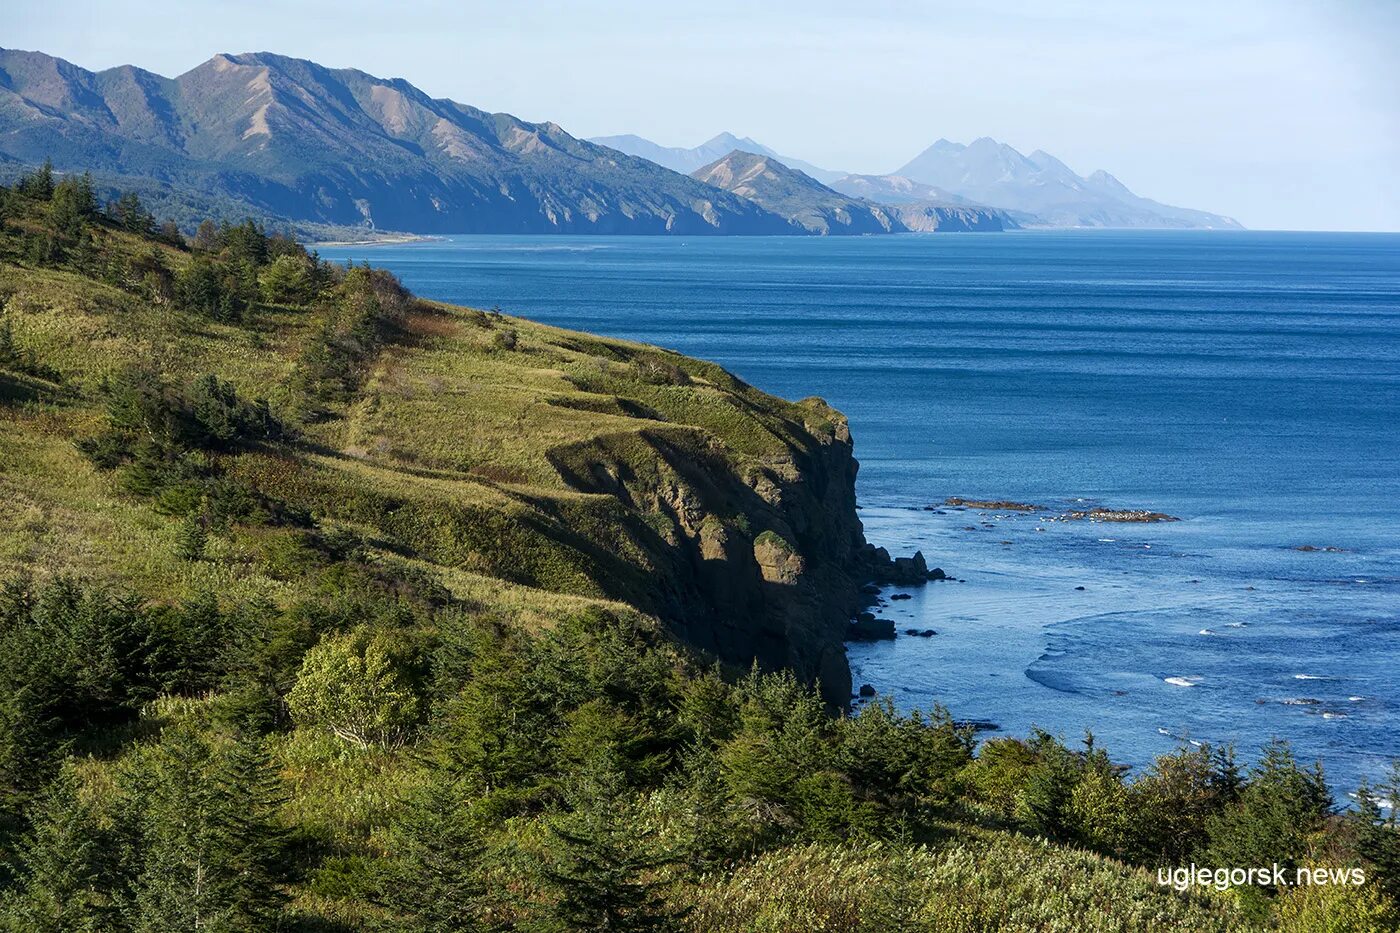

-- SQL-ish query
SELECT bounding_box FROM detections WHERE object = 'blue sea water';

[321,230,1400,796]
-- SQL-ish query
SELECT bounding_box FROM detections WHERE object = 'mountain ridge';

[691,150,1012,234]
[896,137,1242,229]
[0,48,798,235]
[592,131,847,183]
[689,150,897,235]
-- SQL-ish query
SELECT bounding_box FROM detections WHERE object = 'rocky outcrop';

[855,544,945,585]
[849,613,896,641]
[547,399,865,707]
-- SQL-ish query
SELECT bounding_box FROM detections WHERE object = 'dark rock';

[858,683,877,697]
[890,593,913,601]
[859,583,881,595]
[928,567,946,581]
[1074,586,1086,591]
[917,629,936,637]
[954,719,1001,733]
[848,616,896,641]
[904,628,920,636]
[858,543,943,587]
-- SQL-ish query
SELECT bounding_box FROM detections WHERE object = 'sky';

[6,0,1399,231]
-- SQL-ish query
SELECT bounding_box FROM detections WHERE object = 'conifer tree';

[536,753,682,932]
[18,160,54,201]
[0,765,118,932]
[125,728,221,931]
[386,773,488,932]
[1204,739,1332,886]
[206,735,289,930]
[1352,764,1400,902]
[174,511,208,562]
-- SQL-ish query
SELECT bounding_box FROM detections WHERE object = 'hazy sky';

[7,0,1399,230]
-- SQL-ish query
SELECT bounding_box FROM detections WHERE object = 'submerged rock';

[945,497,1043,512]
[1064,508,1179,523]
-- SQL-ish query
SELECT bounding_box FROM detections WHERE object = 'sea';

[320,230,1400,797]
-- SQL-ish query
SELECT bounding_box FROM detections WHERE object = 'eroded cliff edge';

[546,393,865,706]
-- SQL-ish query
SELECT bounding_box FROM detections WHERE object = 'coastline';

[305,231,438,248]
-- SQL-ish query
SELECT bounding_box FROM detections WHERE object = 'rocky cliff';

[545,391,866,706]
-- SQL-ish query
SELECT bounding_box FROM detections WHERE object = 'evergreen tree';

[0,310,15,369]
[535,754,682,932]
[1204,739,1332,887]
[125,727,288,931]
[1352,764,1400,902]
[126,728,223,931]
[48,172,95,239]
[0,766,119,932]
[109,192,152,235]
[18,160,54,201]
[206,736,289,930]
[386,773,488,932]
[174,511,208,562]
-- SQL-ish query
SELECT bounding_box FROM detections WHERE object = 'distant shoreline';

[306,232,436,247]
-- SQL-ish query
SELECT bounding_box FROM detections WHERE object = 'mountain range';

[893,138,1241,229]
[603,134,1241,230]
[0,48,792,235]
[0,48,1240,235]
[692,152,1011,234]
[591,132,847,183]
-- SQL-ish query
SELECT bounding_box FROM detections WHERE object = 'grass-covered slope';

[0,172,1394,932]
[0,171,864,703]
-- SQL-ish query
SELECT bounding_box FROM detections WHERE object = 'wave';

[1164,676,1200,688]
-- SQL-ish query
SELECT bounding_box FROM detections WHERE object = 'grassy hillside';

[0,170,1394,931]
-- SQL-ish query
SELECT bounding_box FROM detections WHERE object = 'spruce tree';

[536,754,681,932]
[1353,765,1400,902]
[0,765,118,932]
[174,512,208,562]
[127,728,223,932]
[206,735,289,929]
[386,773,488,932]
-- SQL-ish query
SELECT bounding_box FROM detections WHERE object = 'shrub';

[287,627,421,748]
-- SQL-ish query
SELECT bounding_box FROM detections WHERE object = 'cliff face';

[547,403,864,705]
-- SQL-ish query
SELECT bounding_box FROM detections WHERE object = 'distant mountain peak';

[691,149,897,235]
[589,132,846,183]
[895,136,1241,229]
